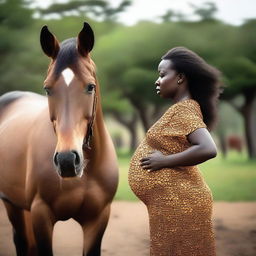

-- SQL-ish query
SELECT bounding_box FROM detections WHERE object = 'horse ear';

[77,22,94,57]
[40,25,60,59]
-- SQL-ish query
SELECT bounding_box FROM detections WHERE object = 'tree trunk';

[129,99,150,132]
[111,110,139,152]
[241,90,256,159]
[217,131,227,158]
[129,124,138,152]
[136,106,150,132]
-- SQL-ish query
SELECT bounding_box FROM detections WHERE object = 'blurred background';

[0,0,255,202]
[0,1,256,256]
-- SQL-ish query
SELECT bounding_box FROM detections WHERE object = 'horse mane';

[54,38,79,75]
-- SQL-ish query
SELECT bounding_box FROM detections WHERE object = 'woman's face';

[155,59,180,98]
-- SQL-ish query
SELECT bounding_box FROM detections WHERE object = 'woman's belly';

[128,139,212,205]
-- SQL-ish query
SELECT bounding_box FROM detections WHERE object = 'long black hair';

[162,47,221,130]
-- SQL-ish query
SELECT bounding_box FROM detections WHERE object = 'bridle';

[82,92,97,150]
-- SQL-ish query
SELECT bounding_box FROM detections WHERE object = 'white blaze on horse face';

[62,68,74,86]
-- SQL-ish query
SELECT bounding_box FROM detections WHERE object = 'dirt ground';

[0,201,256,256]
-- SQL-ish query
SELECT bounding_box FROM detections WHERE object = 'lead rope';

[83,93,97,150]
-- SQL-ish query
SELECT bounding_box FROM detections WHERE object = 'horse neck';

[84,81,117,164]
[93,82,109,144]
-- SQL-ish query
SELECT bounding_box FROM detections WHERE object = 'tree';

[38,0,132,22]
[190,1,218,21]
[0,0,32,29]
[240,20,256,158]
[97,68,140,151]
[0,0,34,94]
[102,93,139,151]
[159,9,187,23]
[214,19,256,159]
[159,10,176,22]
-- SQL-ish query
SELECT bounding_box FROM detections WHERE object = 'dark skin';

[140,59,217,172]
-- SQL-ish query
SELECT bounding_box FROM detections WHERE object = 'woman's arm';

[140,128,217,172]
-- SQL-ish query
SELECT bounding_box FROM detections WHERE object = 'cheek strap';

[83,94,97,150]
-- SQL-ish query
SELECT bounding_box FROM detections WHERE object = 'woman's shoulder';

[167,99,206,135]
[171,99,203,118]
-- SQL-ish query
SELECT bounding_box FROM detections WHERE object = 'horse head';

[40,22,97,178]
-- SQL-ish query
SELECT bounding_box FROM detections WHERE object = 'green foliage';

[38,0,132,22]
[122,68,156,101]
[0,12,124,95]
[114,153,137,201]
[223,57,256,93]
[239,19,256,63]
[0,0,32,29]
[0,1,255,154]
[201,152,256,201]
[1,1,255,101]
[0,0,36,94]
[190,1,218,21]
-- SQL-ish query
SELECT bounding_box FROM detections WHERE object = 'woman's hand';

[140,151,167,172]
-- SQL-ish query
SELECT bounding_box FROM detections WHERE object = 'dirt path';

[1,201,256,256]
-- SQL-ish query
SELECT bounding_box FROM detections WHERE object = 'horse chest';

[51,189,86,220]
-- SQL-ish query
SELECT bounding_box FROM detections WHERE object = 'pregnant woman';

[129,47,221,256]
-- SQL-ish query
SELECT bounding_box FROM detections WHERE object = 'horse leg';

[23,211,38,256]
[30,199,55,256]
[3,200,31,256]
[77,205,111,256]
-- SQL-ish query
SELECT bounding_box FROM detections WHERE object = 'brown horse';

[0,22,118,256]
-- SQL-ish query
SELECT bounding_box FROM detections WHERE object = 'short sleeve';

[168,101,207,136]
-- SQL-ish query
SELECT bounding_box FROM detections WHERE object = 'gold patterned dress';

[129,99,216,256]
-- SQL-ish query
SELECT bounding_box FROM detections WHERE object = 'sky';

[32,0,256,26]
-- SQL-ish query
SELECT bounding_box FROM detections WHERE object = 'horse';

[0,22,119,256]
[227,134,244,153]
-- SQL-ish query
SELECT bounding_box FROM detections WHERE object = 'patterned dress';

[129,99,216,256]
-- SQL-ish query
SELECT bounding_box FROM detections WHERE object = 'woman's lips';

[156,85,160,94]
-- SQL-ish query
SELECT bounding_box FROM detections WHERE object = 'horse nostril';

[53,151,82,178]
[53,152,59,166]
[71,150,80,166]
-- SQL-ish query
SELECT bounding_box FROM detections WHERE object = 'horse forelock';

[54,38,78,75]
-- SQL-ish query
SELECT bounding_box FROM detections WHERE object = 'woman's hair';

[161,46,221,130]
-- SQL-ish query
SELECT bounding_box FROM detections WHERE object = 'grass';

[114,150,256,201]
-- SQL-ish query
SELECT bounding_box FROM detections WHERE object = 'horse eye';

[44,87,51,96]
[86,84,95,94]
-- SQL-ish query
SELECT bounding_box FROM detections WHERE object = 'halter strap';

[83,93,97,150]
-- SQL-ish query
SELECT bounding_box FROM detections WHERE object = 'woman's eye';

[44,87,51,96]
[86,84,95,94]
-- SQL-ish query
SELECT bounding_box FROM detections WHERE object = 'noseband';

[83,93,97,150]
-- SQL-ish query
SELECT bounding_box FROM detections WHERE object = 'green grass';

[114,150,256,201]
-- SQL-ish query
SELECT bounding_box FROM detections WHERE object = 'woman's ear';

[177,73,185,85]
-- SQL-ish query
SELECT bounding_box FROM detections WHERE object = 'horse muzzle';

[53,150,83,178]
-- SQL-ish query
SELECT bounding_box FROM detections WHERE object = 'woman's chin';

[158,92,168,99]
[157,90,165,98]
[156,90,171,99]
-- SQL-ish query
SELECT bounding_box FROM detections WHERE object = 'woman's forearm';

[163,144,217,168]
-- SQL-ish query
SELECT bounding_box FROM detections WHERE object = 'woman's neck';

[173,92,192,104]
